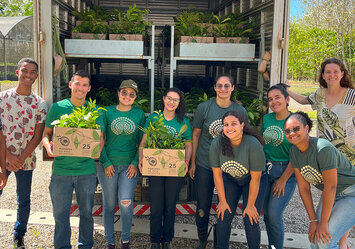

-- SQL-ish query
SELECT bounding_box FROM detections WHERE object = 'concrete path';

[2,208,354,248]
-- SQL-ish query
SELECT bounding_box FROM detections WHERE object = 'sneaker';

[121,242,130,249]
[150,242,160,249]
[107,244,115,249]
[162,242,170,249]
[13,237,25,249]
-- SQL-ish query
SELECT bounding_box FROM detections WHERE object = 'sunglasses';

[284,126,301,135]
[165,96,180,104]
[121,90,136,99]
[216,84,232,90]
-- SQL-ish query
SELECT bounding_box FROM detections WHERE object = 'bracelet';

[185,159,190,165]
[309,219,318,223]
[262,58,269,62]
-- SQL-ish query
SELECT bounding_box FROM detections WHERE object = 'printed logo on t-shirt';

[221,160,248,178]
[300,165,323,186]
[111,117,135,135]
[209,119,223,138]
[164,125,177,136]
[263,125,284,146]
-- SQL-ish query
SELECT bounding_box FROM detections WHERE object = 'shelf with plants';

[169,10,263,92]
[66,4,153,58]
[172,10,256,60]
[65,4,156,112]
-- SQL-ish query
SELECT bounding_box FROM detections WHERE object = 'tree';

[298,0,354,75]
[288,23,338,81]
[0,0,33,16]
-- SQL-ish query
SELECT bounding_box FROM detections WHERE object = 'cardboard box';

[142,148,185,177]
[53,127,101,158]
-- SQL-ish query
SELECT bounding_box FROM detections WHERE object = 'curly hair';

[160,87,186,123]
[284,111,313,133]
[220,110,264,157]
[318,58,354,89]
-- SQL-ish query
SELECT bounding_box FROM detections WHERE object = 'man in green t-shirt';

[42,70,101,249]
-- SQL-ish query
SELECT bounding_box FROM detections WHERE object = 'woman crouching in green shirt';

[210,110,267,249]
[138,88,192,249]
[98,80,146,249]
[285,112,355,249]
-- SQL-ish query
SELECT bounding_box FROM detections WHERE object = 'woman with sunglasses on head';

[262,84,296,249]
[286,58,354,248]
[189,74,248,249]
[138,87,192,249]
[98,79,146,249]
[210,110,266,249]
[284,111,355,249]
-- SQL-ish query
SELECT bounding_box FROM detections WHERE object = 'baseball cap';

[120,79,138,93]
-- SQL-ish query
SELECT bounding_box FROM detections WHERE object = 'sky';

[290,0,305,18]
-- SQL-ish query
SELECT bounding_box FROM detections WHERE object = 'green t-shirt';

[100,106,145,168]
[209,135,265,183]
[290,137,355,193]
[193,99,248,170]
[145,112,192,140]
[45,98,101,176]
[262,112,293,162]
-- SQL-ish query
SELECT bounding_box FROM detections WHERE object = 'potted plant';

[50,99,105,158]
[71,15,108,40]
[139,111,189,177]
[72,6,108,26]
[108,4,151,41]
[214,13,252,43]
[175,10,213,43]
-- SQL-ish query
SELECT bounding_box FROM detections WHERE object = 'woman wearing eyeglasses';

[98,79,146,249]
[138,88,192,249]
[284,111,355,249]
[189,75,248,249]
[210,110,266,249]
[262,84,296,249]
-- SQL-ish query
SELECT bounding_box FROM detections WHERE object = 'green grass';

[0,80,18,84]
[305,110,317,120]
[288,80,319,96]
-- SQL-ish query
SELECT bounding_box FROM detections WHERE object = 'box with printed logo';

[53,127,101,159]
[142,148,185,177]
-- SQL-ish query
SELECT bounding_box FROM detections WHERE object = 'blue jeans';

[263,161,296,249]
[148,175,184,243]
[311,184,355,249]
[216,172,267,249]
[194,165,215,242]
[0,170,33,238]
[97,164,138,244]
[49,173,96,249]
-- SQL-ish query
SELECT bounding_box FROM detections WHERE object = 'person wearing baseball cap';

[98,79,145,249]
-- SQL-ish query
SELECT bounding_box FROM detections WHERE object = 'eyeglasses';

[216,84,232,90]
[284,126,301,135]
[121,90,136,99]
[165,96,180,104]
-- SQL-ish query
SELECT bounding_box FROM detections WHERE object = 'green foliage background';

[288,23,354,81]
[288,0,354,81]
[0,0,33,16]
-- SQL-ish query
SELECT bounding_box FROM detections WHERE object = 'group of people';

[0,57,354,249]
